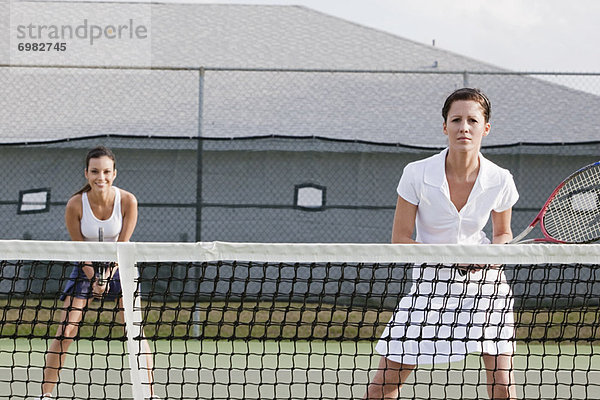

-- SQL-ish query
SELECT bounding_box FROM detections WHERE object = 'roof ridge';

[286,5,507,72]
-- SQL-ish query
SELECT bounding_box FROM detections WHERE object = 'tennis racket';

[95,227,107,285]
[510,161,600,244]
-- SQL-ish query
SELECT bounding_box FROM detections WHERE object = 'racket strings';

[544,166,600,243]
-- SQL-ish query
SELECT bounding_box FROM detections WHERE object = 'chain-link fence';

[2,66,599,242]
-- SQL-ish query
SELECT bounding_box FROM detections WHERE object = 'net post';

[117,242,150,400]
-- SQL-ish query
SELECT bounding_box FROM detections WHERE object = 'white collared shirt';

[397,148,519,244]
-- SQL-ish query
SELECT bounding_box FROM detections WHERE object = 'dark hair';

[442,88,491,123]
[73,146,116,196]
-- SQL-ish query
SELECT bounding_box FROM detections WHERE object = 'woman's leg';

[41,296,90,395]
[482,352,516,400]
[141,337,155,395]
[364,356,415,399]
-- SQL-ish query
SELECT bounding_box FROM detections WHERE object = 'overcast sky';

[167,0,599,73]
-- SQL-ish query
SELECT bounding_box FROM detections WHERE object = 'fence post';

[463,70,469,87]
[194,68,205,338]
[196,67,205,242]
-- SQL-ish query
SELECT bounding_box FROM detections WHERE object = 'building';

[1,2,599,242]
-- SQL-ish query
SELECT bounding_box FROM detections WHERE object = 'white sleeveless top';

[80,187,123,242]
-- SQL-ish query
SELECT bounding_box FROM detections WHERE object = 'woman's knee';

[56,322,80,340]
[375,357,415,384]
[482,352,515,398]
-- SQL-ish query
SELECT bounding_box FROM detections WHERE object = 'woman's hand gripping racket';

[93,227,110,297]
[510,161,600,244]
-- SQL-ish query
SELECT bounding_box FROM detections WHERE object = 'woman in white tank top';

[80,187,123,242]
[38,146,158,399]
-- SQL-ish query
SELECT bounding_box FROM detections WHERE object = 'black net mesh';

[2,246,600,399]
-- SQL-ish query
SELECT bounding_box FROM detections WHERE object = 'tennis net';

[1,240,600,399]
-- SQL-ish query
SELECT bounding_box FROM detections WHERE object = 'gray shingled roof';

[0,2,501,70]
[1,1,598,146]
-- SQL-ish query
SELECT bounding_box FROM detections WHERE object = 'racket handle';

[96,227,105,285]
[509,225,534,244]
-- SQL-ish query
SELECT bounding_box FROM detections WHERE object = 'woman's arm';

[391,196,419,244]
[492,208,513,244]
[65,195,85,242]
[65,195,96,280]
[118,189,138,242]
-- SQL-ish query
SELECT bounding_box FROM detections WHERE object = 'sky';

[153,0,599,73]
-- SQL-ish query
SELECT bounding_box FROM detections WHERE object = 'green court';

[2,338,599,399]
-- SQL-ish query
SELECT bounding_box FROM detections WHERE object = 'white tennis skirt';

[375,264,515,365]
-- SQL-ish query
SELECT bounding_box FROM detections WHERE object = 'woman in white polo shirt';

[365,88,519,399]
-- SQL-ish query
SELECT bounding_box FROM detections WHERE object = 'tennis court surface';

[1,240,599,399]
